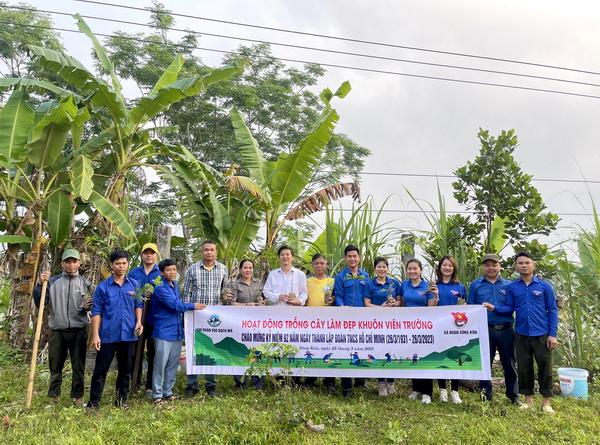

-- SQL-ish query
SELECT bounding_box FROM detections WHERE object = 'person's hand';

[194,303,207,310]
[39,271,50,284]
[278,294,289,303]
[144,289,153,299]
[92,335,101,351]
[482,302,495,311]
[429,284,438,296]
[547,336,558,350]
[287,298,302,306]
[134,322,143,337]
[83,296,93,310]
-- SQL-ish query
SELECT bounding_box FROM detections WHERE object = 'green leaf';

[27,95,77,168]
[72,14,125,100]
[334,81,352,99]
[229,108,271,183]
[0,78,76,98]
[70,155,94,200]
[0,89,34,165]
[87,190,136,238]
[47,190,73,245]
[0,235,38,244]
[28,45,127,124]
[269,107,339,209]
[150,54,185,95]
[71,106,90,151]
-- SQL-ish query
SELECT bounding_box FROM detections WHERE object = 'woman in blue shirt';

[364,257,401,397]
[400,258,437,404]
[435,255,466,404]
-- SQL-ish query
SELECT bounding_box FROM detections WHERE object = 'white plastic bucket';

[557,368,589,400]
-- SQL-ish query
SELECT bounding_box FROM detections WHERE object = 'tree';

[100,3,370,189]
[452,129,559,252]
[0,2,63,80]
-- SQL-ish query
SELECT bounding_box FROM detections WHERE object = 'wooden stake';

[25,279,48,409]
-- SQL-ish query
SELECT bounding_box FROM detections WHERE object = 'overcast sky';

[10,0,600,253]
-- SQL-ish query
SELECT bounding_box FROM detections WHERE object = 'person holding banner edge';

[435,255,466,404]
[400,258,437,404]
[181,239,228,398]
[334,245,370,397]
[151,259,205,406]
[363,256,401,397]
[468,253,520,405]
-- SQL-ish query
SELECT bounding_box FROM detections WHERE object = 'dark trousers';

[47,328,88,399]
[480,326,519,401]
[234,375,265,390]
[135,323,155,390]
[515,333,553,398]
[304,377,336,387]
[412,379,433,396]
[89,341,136,406]
[438,379,459,391]
[341,378,366,390]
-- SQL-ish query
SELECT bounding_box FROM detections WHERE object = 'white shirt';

[263,267,308,306]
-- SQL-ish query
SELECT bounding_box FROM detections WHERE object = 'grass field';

[1,354,598,445]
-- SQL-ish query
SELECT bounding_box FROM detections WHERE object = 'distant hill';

[214,337,251,358]
[424,338,480,363]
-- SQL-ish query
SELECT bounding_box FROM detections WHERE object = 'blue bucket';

[557,368,589,400]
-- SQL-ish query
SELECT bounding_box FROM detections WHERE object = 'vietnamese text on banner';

[184,305,491,380]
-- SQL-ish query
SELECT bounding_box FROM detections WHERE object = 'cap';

[141,243,159,254]
[62,249,80,261]
[481,254,500,263]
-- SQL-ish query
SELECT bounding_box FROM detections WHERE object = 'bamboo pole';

[25,279,48,409]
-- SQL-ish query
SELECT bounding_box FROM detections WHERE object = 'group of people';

[33,240,559,413]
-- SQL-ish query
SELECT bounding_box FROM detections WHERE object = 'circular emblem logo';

[207,314,222,327]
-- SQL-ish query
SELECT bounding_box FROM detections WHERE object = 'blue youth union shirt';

[400,279,434,307]
[334,267,370,307]
[363,277,401,306]
[436,281,467,306]
[91,275,142,343]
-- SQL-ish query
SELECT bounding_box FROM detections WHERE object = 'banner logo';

[207,314,222,327]
[451,312,468,328]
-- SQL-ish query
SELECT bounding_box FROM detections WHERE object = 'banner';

[184,306,491,379]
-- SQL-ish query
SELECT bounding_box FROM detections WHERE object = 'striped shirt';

[181,260,228,305]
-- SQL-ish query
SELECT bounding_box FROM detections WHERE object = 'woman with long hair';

[435,255,466,404]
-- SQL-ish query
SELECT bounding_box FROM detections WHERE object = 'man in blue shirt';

[129,243,161,397]
[468,253,519,404]
[87,250,143,410]
[484,252,558,413]
[152,259,205,405]
[333,245,370,397]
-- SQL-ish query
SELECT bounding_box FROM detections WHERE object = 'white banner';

[184,306,491,380]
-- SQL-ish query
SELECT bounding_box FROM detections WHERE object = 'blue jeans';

[480,326,519,401]
[152,338,182,399]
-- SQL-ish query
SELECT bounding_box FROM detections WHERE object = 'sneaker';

[387,383,396,396]
[206,387,221,398]
[72,398,84,406]
[449,390,462,404]
[542,405,555,414]
[84,402,99,413]
[408,391,422,400]
[325,384,336,394]
[511,398,522,406]
[153,398,165,407]
[145,389,153,398]
[355,383,370,390]
[518,403,531,410]
[184,386,199,398]
[342,389,353,398]
[421,394,432,404]
[378,383,388,397]
[165,394,178,402]
[439,388,448,402]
